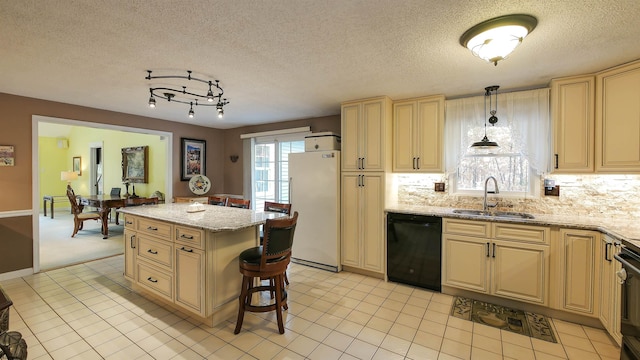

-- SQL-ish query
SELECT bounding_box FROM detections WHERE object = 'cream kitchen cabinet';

[123,215,136,281]
[551,75,595,172]
[599,234,622,345]
[341,96,392,172]
[174,226,205,316]
[442,219,550,305]
[596,60,640,172]
[341,172,385,274]
[392,95,445,172]
[555,228,600,317]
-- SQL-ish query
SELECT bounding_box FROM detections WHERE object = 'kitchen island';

[118,203,288,327]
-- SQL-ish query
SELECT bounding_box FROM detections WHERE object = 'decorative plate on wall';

[188,174,211,195]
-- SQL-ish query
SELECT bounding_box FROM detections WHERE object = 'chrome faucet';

[483,176,500,211]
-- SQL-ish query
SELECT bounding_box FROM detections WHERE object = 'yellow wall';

[38,137,69,210]
[38,128,167,210]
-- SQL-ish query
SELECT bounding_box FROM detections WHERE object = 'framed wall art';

[181,138,206,181]
[72,156,82,175]
[0,145,15,166]
[122,146,149,183]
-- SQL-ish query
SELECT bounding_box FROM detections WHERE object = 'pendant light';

[471,85,500,149]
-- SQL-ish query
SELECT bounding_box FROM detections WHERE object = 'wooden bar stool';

[234,212,298,334]
[227,198,251,209]
[208,196,227,206]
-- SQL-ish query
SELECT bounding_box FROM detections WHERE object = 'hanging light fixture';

[460,14,537,66]
[471,85,500,149]
[145,70,230,119]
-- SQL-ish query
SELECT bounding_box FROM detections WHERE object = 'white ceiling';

[2,1,640,130]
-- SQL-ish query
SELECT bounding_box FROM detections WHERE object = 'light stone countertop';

[118,203,289,232]
[386,204,640,252]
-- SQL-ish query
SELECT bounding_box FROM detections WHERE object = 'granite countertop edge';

[118,203,287,233]
[385,204,640,251]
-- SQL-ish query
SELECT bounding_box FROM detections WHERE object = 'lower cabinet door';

[491,240,549,305]
[559,229,599,315]
[124,229,136,281]
[175,245,205,316]
[443,235,489,293]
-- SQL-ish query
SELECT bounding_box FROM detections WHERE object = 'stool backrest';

[261,212,298,269]
[227,198,251,209]
[264,201,292,215]
[208,196,228,206]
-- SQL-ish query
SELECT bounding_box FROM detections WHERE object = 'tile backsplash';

[394,173,640,218]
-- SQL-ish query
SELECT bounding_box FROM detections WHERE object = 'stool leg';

[234,275,250,334]
[274,273,285,334]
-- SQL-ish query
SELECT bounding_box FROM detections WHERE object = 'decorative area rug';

[450,296,557,343]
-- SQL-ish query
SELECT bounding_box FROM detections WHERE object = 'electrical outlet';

[434,182,445,192]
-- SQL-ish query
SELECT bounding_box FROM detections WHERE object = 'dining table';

[79,195,129,239]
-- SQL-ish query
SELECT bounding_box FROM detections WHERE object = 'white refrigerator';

[288,151,341,272]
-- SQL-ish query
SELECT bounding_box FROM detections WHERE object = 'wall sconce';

[230,155,239,163]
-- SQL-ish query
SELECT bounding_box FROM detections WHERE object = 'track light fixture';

[145,70,230,119]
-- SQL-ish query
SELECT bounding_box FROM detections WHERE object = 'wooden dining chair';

[66,185,102,237]
[226,198,251,209]
[208,196,228,206]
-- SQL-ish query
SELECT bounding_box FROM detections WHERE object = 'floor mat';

[450,296,557,343]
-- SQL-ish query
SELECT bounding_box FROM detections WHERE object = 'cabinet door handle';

[417,157,420,169]
[361,157,365,170]
[412,157,416,169]
[147,249,158,255]
[554,154,559,169]
[492,243,496,258]
[147,226,158,231]
[181,247,194,253]
[180,234,194,240]
[605,242,612,262]
[130,235,136,249]
[147,277,158,283]
[486,242,490,257]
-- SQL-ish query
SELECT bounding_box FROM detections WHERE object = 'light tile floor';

[0,256,621,360]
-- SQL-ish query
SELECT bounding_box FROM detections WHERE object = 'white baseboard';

[0,268,33,281]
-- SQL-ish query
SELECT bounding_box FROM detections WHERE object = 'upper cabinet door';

[596,61,640,172]
[341,96,392,172]
[551,76,595,173]
[341,103,361,172]
[392,95,444,172]
[392,101,415,172]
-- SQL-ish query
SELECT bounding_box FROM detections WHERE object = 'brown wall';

[222,115,341,195]
[0,92,225,273]
[0,92,340,275]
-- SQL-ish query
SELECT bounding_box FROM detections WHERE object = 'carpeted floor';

[450,296,557,343]
[38,211,124,271]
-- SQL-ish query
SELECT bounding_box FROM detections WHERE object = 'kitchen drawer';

[175,226,204,249]
[123,214,136,229]
[443,218,491,238]
[137,235,173,269]
[137,262,173,300]
[137,218,173,240]
[493,223,550,245]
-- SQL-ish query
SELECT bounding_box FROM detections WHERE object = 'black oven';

[615,245,640,360]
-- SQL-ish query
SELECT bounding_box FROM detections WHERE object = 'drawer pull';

[126,221,133,225]
[180,247,194,253]
[147,277,158,283]
[147,249,158,255]
[180,234,194,240]
[147,226,158,231]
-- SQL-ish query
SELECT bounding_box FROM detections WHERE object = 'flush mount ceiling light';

[460,14,537,66]
[146,70,229,119]
[471,85,500,149]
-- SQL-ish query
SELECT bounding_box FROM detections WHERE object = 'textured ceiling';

[2,1,640,129]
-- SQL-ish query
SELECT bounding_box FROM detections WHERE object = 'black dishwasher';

[387,212,442,292]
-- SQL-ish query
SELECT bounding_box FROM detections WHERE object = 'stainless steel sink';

[452,209,534,219]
